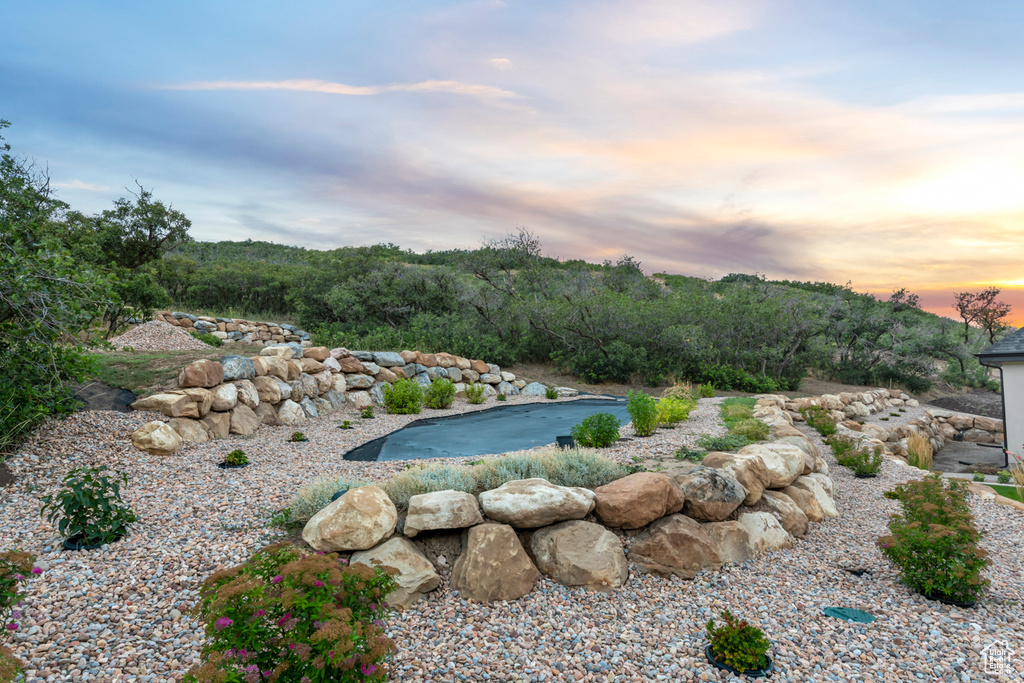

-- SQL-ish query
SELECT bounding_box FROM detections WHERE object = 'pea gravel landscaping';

[1,397,1022,681]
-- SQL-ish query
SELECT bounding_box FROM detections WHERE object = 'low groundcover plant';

[186,542,397,683]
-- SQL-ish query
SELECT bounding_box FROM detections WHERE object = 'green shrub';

[424,378,456,409]
[497,394,507,401]
[728,418,769,442]
[288,476,372,522]
[675,448,703,461]
[188,330,223,347]
[656,397,695,427]
[973,472,986,482]
[289,431,307,442]
[465,384,486,404]
[339,420,353,429]
[998,470,1011,484]
[360,405,375,419]
[721,403,753,422]
[706,609,771,672]
[570,412,622,448]
[225,449,249,465]
[801,406,837,437]
[39,466,137,546]
[186,542,396,683]
[834,441,883,477]
[627,390,658,437]
[545,386,559,400]
[698,383,715,398]
[662,381,698,402]
[1,550,40,681]
[382,379,424,414]
[879,475,988,604]
[696,434,751,452]
[825,434,858,461]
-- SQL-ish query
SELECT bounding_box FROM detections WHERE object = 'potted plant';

[338,420,354,430]
[705,610,774,677]
[40,466,137,551]
[219,449,250,469]
[289,431,308,443]
[360,405,375,419]
[545,386,559,400]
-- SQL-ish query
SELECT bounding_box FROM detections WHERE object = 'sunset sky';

[4,1,1023,323]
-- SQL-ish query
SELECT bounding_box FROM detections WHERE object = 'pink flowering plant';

[1,551,41,681]
[186,543,397,683]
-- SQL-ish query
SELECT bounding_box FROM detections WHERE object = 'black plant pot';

[920,590,977,608]
[854,473,878,479]
[705,645,774,678]
[556,435,575,449]
[63,531,125,551]
[218,462,249,469]
[330,488,349,502]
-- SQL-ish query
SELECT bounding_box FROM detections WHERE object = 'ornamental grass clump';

[627,390,658,437]
[288,477,373,522]
[424,378,456,409]
[801,406,837,437]
[878,475,988,604]
[906,432,933,470]
[1,551,41,681]
[464,384,486,405]
[381,379,424,414]
[39,466,137,547]
[706,610,771,673]
[186,542,397,683]
[570,412,621,448]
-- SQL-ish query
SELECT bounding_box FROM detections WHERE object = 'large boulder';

[302,486,397,552]
[860,423,890,442]
[298,358,325,374]
[180,388,213,417]
[736,512,793,553]
[674,467,746,522]
[339,356,366,373]
[229,404,259,436]
[261,356,290,381]
[530,520,628,590]
[478,478,595,528]
[521,382,549,397]
[210,383,238,412]
[748,491,809,538]
[233,380,260,409]
[593,472,685,529]
[278,399,306,425]
[220,355,255,381]
[773,434,818,461]
[350,537,440,609]
[738,444,803,489]
[789,475,839,518]
[255,402,283,426]
[130,393,198,419]
[782,485,825,523]
[131,421,183,455]
[323,389,347,412]
[701,452,772,506]
[450,523,539,601]
[346,374,374,389]
[373,351,406,367]
[168,417,209,444]
[303,346,330,362]
[628,514,723,579]
[702,521,754,564]
[405,490,483,538]
[346,391,372,409]
[300,397,319,418]
[253,375,290,404]
[260,345,294,360]
[201,411,231,440]
[178,359,224,388]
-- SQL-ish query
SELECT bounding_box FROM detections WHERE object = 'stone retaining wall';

[129,344,530,455]
[154,310,312,345]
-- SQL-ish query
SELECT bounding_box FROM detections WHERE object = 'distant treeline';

[160,233,1000,394]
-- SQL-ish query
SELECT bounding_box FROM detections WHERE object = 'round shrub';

[382,379,424,414]
[424,378,456,409]
[465,384,486,405]
[571,413,622,448]
[627,390,658,437]
[656,397,695,427]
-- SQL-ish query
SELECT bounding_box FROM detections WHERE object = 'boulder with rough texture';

[302,486,397,552]
[478,479,595,528]
[773,434,818,461]
[220,355,255,381]
[255,402,283,426]
[346,374,374,389]
[702,521,754,564]
[530,520,628,590]
[131,421,183,455]
[131,393,198,418]
[210,383,238,412]
[701,452,772,506]
[520,382,549,396]
[168,417,209,444]
[233,380,260,409]
[178,359,224,388]
[405,490,483,537]
[201,411,231,440]
[300,397,319,418]
[346,391,372,409]
[782,484,825,522]
[331,374,347,393]
[736,512,793,553]
[253,375,290,404]
[339,356,366,373]
[738,443,803,489]
[373,351,406,367]
[260,345,294,360]
[479,373,501,385]
[180,388,213,417]
[303,346,330,362]
[675,467,746,522]
[628,514,723,579]
[278,399,306,425]
[859,423,890,442]
[593,472,685,529]
[250,357,269,377]
[229,403,259,436]
[748,490,809,538]
[350,537,440,609]
[450,523,539,602]
[261,356,290,381]
[298,358,325,374]
[789,475,839,518]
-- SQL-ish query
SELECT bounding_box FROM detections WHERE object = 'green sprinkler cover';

[823,607,876,623]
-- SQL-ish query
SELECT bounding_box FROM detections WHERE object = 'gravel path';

[107,321,213,352]
[2,395,1022,681]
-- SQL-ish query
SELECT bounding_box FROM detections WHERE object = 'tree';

[953,288,1012,345]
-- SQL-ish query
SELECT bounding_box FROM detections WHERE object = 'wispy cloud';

[156,78,520,101]
[53,179,109,191]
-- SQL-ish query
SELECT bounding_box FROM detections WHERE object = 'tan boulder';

[346,391,372,409]
[285,360,302,382]
[738,444,803,489]
[455,357,472,370]
[737,512,793,553]
[178,359,224,388]
[530,520,628,590]
[748,490,809,538]
[229,404,259,436]
[331,374,348,393]
[253,375,288,404]
[233,380,260,409]
[593,472,686,529]
[400,350,418,363]
[250,356,269,377]
[479,479,595,528]
[417,352,438,368]
[974,416,1002,432]
[255,402,282,426]
[339,356,365,373]
[201,411,231,440]
[168,418,209,444]
[782,485,825,522]
[180,388,213,417]
[303,346,331,362]
[860,423,890,442]
[789,475,839,518]
[628,514,723,579]
[260,345,294,360]
[131,421,183,455]
[312,370,333,395]
[130,393,198,419]
[210,383,238,411]
[773,434,818,461]
[702,521,754,564]
[701,452,771,506]
[470,359,489,374]
[302,486,397,552]
[674,467,746,522]
[947,414,974,430]
[377,367,398,383]
[435,352,456,368]
[450,523,539,601]
[278,399,306,425]
[298,358,325,374]
[262,356,290,381]
[350,537,440,609]
[405,490,483,537]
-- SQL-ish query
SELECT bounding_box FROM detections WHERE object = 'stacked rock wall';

[129,345,526,454]
[154,311,311,345]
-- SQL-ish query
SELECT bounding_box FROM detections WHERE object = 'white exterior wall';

[1002,362,1024,459]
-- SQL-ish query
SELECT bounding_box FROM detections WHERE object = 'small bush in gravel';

[656,397,695,427]
[497,394,507,401]
[697,383,715,398]
[696,434,750,452]
[384,465,479,512]
[360,405,375,419]
[879,475,988,604]
[289,431,307,442]
[339,420,354,429]
[465,384,486,404]
[627,390,658,436]
[728,418,768,442]
[382,379,424,414]
[675,448,703,461]
[662,381,697,402]
[973,472,986,482]
[706,609,770,673]
[998,470,1011,484]
[906,432,933,470]
[1,551,40,680]
[424,378,456,409]
[545,386,558,400]
[800,406,837,437]
[187,542,397,683]
[225,449,249,466]
[825,434,858,460]
[835,442,883,477]
[39,466,137,546]
[188,330,223,347]
[571,412,621,448]
[289,476,373,522]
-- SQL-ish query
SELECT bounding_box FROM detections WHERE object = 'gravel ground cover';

[2,395,1022,681]
[107,321,214,352]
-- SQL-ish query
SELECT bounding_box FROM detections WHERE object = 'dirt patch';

[71,381,138,412]
[925,391,1002,420]
[0,461,14,488]
[88,348,229,396]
